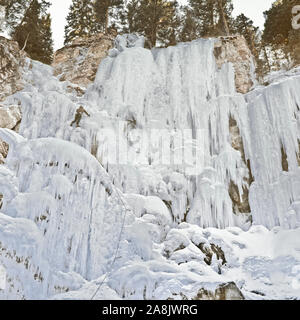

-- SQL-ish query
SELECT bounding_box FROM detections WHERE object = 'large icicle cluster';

[0,128,141,298]
[10,38,253,229]
[244,77,300,228]
[4,35,300,230]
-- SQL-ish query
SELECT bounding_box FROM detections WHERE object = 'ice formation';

[0,35,300,300]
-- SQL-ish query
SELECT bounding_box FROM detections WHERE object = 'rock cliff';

[214,35,255,94]
[0,37,27,102]
[52,32,116,88]
[0,37,24,163]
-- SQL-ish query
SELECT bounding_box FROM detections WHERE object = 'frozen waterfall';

[6,36,299,230]
[0,34,300,300]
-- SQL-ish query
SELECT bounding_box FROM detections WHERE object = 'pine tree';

[255,41,271,81]
[217,0,230,35]
[263,0,294,47]
[64,0,98,45]
[178,6,199,42]
[122,0,180,48]
[233,14,258,55]
[0,0,32,32]
[288,29,300,66]
[182,0,234,39]
[93,0,123,33]
[263,0,300,67]
[12,0,54,64]
[39,13,53,64]
[120,0,139,34]
[0,4,5,32]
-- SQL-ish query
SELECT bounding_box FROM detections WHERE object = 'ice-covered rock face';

[0,128,141,298]
[85,35,300,230]
[52,32,116,88]
[245,77,300,228]
[0,37,27,102]
[214,35,255,94]
[83,37,250,229]
[5,34,299,230]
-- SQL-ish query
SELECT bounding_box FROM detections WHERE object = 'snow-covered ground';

[0,35,299,300]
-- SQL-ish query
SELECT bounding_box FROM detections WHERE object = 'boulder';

[0,105,22,130]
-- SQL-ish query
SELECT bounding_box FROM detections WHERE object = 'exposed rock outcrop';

[0,37,27,102]
[194,282,245,300]
[52,32,116,87]
[214,35,255,94]
[0,105,22,130]
[0,140,8,164]
[0,36,25,205]
[228,116,253,216]
[0,105,22,162]
[198,243,227,269]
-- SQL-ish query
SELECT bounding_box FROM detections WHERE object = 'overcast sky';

[49,0,275,50]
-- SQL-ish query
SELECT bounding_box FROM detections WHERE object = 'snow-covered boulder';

[0,105,22,130]
[124,194,173,242]
[110,34,146,57]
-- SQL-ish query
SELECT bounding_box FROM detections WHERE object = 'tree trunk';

[105,7,109,33]
[150,0,158,47]
[207,0,215,36]
[263,44,271,72]
[19,0,35,27]
[217,0,230,36]
[21,33,30,51]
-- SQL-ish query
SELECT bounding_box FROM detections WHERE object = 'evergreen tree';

[122,0,180,48]
[263,0,300,67]
[39,13,54,64]
[263,0,295,47]
[217,0,230,35]
[0,5,5,32]
[12,0,53,64]
[181,0,234,39]
[0,0,32,32]
[288,28,300,66]
[233,14,258,55]
[93,0,123,33]
[255,41,272,81]
[64,0,97,45]
[178,6,199,42]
